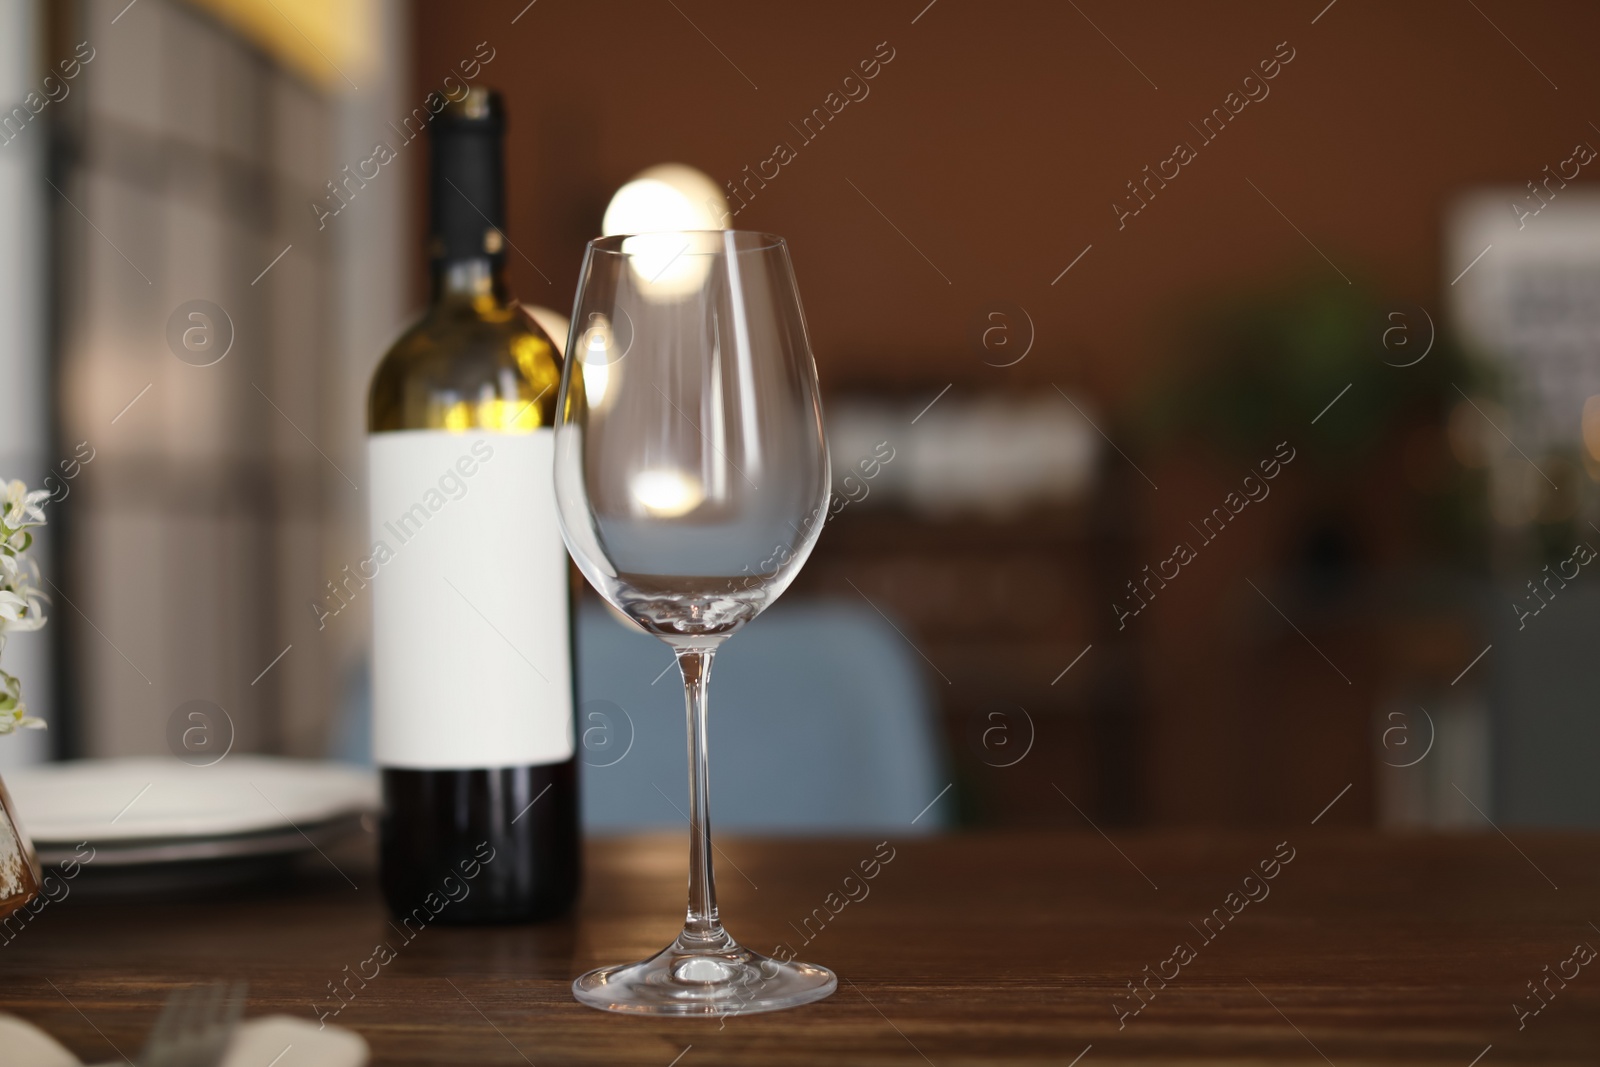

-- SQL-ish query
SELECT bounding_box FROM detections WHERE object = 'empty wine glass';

[554,230,834,1015]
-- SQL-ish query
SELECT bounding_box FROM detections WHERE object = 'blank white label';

[368,429,574,769]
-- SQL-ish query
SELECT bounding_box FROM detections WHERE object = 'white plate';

[3,757,379,845]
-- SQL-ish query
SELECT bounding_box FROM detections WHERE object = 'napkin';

[0,1015,75,1067]
[0,1012,369,1067]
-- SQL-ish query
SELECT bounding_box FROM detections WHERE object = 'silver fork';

[136,981,247,1067]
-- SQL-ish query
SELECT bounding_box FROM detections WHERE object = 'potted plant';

[0,478,48,920]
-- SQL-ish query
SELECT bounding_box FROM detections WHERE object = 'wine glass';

[554,230,834,1015]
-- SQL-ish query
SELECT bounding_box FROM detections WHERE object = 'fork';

[135,981,247,1067]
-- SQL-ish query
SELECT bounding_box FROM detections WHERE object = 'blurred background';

[2,0,1598,832]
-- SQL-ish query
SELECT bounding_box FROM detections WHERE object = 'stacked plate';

[3,757,378,870]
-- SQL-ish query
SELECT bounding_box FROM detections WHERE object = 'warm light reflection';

[602,164,727,236]
[1583,396,1600,463]
[619,232,710,299]
[187,0,375,92]
[580,318,613,408]
[475,396,540,430]
[602,164,727,300]
[521,306,570,354]
[438,398,471,431]
[631,469,704,517]
[428,395,540,431]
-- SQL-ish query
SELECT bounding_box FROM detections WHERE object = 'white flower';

[1,479,47,556]
[0,707,44,735]
[2,480,47,532]
[0,590,26,620]
[0,590,45,632]
[0,554,45,633]
[0,667,42,734]
[0,477,49,738]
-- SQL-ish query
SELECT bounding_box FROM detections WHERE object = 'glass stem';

[677,648,728,948]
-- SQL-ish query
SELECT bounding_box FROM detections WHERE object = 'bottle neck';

[430,255,512,308]
[427,96,507,309]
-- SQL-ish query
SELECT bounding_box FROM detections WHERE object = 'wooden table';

[2,830,1597,1064]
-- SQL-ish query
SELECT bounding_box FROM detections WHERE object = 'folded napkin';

[0,1012,368,1067]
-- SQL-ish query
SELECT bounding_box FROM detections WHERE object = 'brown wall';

[412,0,1591,826]
[414,0,1597,395]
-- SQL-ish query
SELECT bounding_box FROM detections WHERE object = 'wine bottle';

[367,87,578,923]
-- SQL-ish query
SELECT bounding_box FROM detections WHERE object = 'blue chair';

[330,598,948,833]
[575,598,947,834]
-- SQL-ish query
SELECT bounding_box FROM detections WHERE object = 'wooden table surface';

[1,829,1597,1065]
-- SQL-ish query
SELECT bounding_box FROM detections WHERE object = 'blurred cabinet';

[789,464,1141,828]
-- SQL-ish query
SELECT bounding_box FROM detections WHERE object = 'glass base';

[572,930,836,1016]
